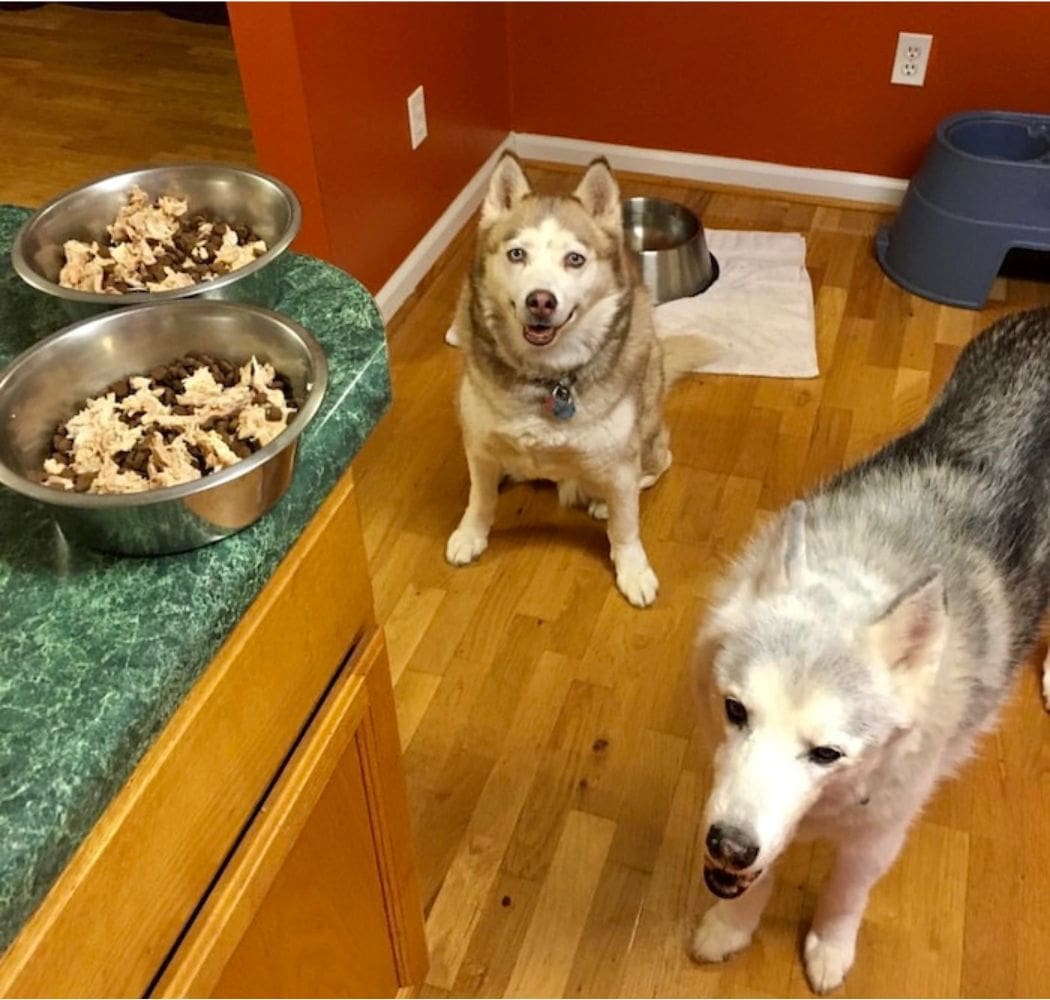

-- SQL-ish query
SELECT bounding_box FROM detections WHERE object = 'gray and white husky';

[692,308,1050,992]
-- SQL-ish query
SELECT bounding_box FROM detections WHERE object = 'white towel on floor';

[655,229,817,378]
[444,229,817,379]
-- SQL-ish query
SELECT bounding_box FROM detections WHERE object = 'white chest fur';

[459,377,638,484]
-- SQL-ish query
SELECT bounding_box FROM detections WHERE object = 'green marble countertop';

[0,205,391,952]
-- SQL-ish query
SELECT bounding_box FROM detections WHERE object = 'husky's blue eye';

[809,746,843,765]
[507,247,526,263]
[565,251,586,268]
[724,698,748,727]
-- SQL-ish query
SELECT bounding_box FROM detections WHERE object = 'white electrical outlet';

[407,85,427,149]
[891,31,933,86]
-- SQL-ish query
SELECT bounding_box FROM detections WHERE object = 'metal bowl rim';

[11,162,302,304]
[621,196,703,256]
[0,299,328,509]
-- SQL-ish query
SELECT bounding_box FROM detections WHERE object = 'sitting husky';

[692,308,1050,991]
[446,153,711,607]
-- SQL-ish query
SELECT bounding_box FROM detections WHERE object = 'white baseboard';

[375,130,906,322]
[374,139,512,322]
[512,132,908,208]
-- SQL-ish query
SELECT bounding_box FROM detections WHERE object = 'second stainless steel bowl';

[12,163,301,320]
[0,300,327,555]
[622,196,718,304]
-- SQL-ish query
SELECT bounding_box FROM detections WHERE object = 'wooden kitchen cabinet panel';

[0,470,377,999]
[155,630,426,998]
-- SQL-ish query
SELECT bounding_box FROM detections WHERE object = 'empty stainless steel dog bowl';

[622,196,718,303]
[0,300,327,555]
[12,163,301,320]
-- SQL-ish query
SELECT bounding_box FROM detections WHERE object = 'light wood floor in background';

[4,7,1050,996]
[353,166,1050,999]
[0,3,253,207]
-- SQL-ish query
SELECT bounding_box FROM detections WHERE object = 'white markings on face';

[705,661,860,870]
[498,218,599,328]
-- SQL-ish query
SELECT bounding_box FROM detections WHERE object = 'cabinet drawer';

[154,630,426,997]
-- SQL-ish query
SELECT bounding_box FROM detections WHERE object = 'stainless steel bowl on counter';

[12,163,301,320]
[0,300,327,556]
[622,196,718,304]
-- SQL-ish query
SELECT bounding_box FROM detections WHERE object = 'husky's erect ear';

[755,500,809,595]
[481,153,531,225]
[870,570,947,672]
[573,158,621,232]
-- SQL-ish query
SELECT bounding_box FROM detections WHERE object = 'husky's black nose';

[706,823,759,870]
[525,289,558,318]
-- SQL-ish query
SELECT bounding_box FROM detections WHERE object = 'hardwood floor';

[0,3,253,207]
[2,8,1049,993]
[353,165,1050,998]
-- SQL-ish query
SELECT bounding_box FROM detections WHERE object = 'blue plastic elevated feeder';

[876,110,1050,309]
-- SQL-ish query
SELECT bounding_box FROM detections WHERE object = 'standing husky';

[692,308,1050,992]
[446,154,710,607]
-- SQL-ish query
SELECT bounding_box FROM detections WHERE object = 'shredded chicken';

[42,354,297,495]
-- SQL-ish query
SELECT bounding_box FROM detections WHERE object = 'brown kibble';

[265,405,282,421]
[52,433,72,454]
[149,366,167,382]
[73,472,97,493]
[107,378,130,400]
[232,439,252,459]
[186,443,207,469]
[172,404,194,416]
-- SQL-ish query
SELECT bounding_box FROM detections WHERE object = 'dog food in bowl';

[59,186,268,294]
[42,353,297,495]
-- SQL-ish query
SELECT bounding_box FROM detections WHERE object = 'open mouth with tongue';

[703,861,762,899]
[522,309,575,347]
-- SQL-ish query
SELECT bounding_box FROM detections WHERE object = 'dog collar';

[542,377,576,420]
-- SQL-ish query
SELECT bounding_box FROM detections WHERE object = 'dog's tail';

[660,332,719,385]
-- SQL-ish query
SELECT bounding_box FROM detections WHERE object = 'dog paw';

[615,560,659,607]
[804,930,854,994]
[446,526,488,565]
[587,499,608,521]
[690,906,754,963]
[557,480,586,509]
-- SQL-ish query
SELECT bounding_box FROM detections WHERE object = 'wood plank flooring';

[353,165,1050,998]
[0,3,253,208]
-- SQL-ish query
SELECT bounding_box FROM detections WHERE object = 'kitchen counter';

[0,205,392,953]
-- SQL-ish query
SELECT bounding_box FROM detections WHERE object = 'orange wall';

[507,2,1050,178]
[231,3,1050,293]
[230,2,510,292]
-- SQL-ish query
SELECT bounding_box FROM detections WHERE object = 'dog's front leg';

[446,448,501,566]
[691,872,774,963]
[602,469,658,607]
[804,821,910,994]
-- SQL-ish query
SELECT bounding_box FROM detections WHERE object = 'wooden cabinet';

[155,631,423,998]
[0,470,427,998]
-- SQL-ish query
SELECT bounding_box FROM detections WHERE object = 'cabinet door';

[154,631,424,998]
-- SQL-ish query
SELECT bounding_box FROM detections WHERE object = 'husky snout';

[521,288,576,346]
[705,822,759,870]
[703,822,762,899]
[525,288,557,318]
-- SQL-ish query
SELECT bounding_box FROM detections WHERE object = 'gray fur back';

[810,308,1050,721]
